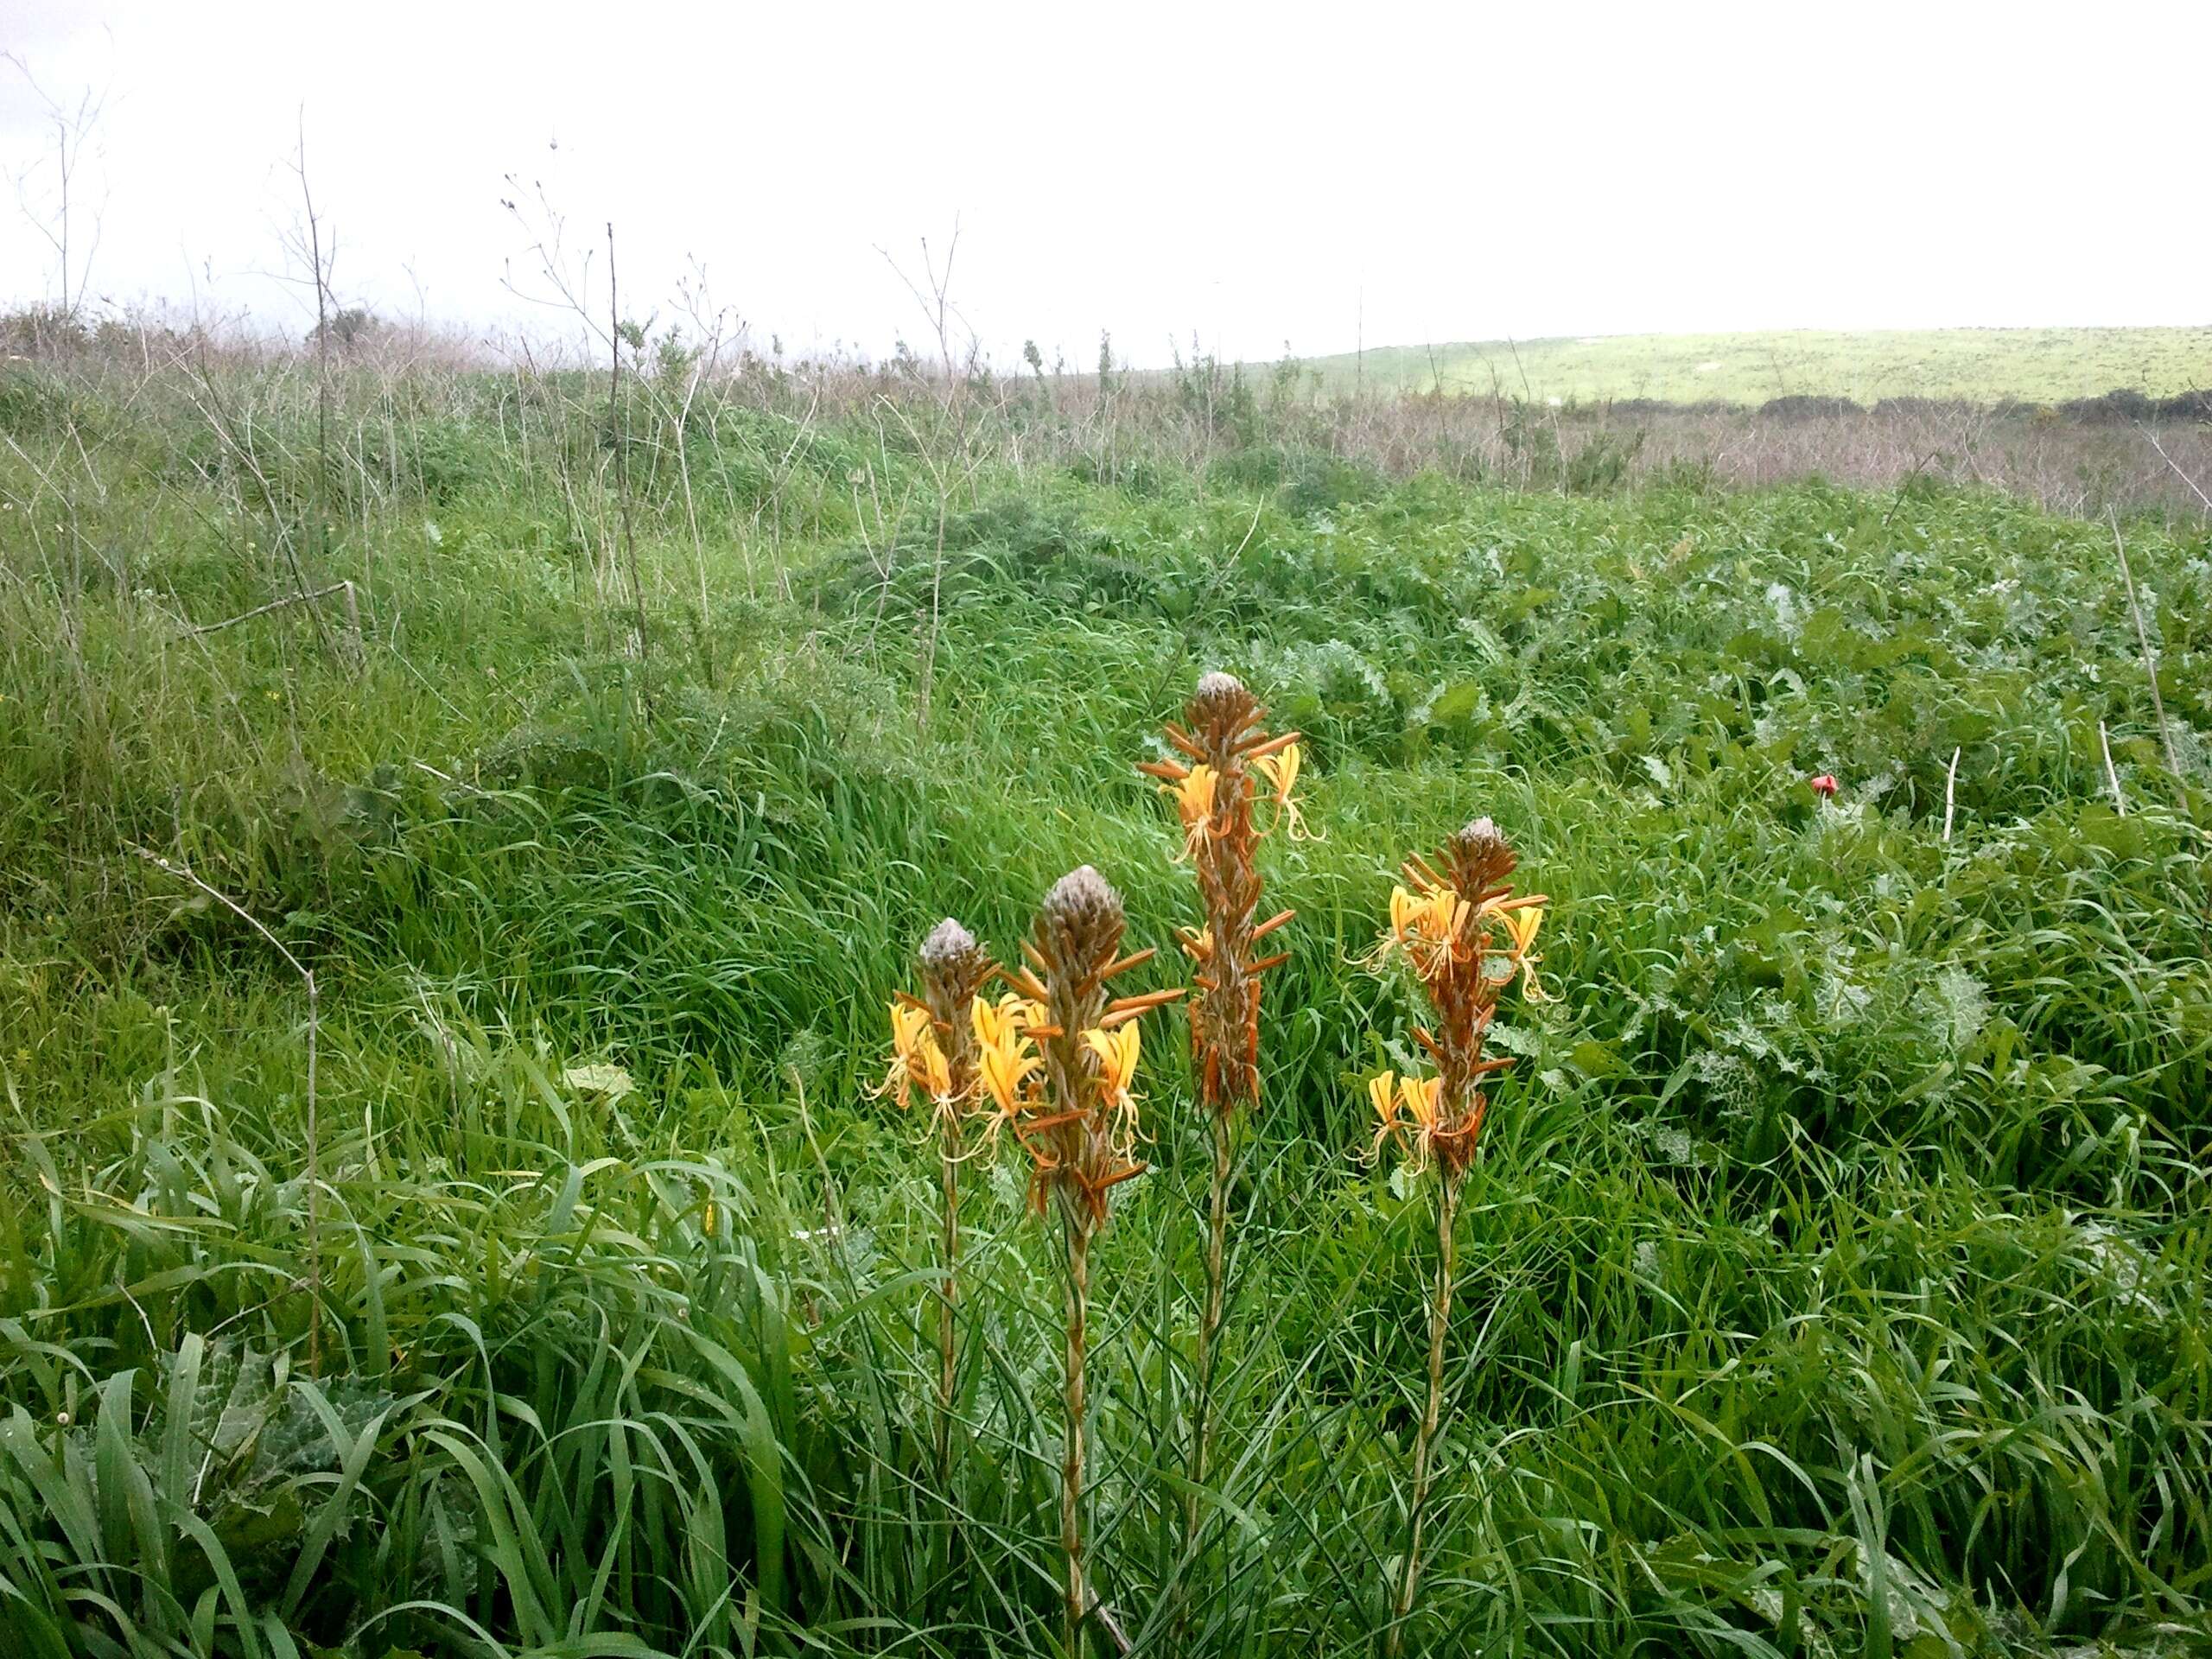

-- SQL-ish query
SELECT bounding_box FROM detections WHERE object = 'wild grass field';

[0,336,2209,1658]
[1300,326,2212,405]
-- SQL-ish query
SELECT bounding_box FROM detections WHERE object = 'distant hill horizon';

[1277,326,2212,406]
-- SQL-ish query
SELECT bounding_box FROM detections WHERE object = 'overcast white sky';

[5,1,2208,367]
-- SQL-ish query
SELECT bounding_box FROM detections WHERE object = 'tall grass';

[0,347,2207,1656]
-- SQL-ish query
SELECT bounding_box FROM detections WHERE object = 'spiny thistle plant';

[982,867,1181,1656]
[1361,817,1548,1659]
[1137,671,1306,1553]
[880,918,998,1490]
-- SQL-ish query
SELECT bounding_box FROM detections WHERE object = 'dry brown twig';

[606,222,651,667]
[2136,421,2212,516]
[3,50,110,324]
[877,226,992,735]
[2101,721,2128,817]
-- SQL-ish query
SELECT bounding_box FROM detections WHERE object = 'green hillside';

[1300,326,2212,404]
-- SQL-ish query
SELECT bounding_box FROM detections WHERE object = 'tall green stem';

[1387,1168,1463,1659]
[935,1117,960,1492]
[1184,1108,1234,1552]
[1063,1219,1093,1657]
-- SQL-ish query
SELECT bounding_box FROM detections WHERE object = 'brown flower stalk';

[880,917,1002,1529]
[1362,817,1548,1659]
[1137,671,1305,1560]
[994,866,1182,1657]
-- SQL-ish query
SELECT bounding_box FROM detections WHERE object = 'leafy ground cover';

[1,359,2208,1656]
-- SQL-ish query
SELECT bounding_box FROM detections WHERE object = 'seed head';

[1042,865,1125,963]
[1189,671,1258,734]
[921,917,983,975]
[1444,817,1517,895]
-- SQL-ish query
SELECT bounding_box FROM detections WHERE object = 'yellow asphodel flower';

[891,1000,931,1054]
[1501,905,1541,956]
[1500,904,1549,1001]
[1397,1074,1446,1167]
[1389,885,1423,940]
[1254,742,1316,841]
[971,995,1023,1054]
[1084,1022,1141,1108]
[1082,1021,1146,1155]
[976,995,1041,1122]
[1163,764,1218,860]
[1367,1069,1401,1160]
[886,1001,950,1106]
[1398,1073,1444,1130]
[1373,885,1467,980]
[979,1039,1038,1120]
[915,1037,950,1099]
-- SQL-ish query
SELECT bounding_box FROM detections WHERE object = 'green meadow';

[1,352,2208,1656]
[1300,326,2212,404]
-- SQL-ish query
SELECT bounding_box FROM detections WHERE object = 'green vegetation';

[1302,326,2212,404]
[1,351,2209,1656]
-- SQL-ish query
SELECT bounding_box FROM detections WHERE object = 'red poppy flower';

[1808,773,1840,798]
